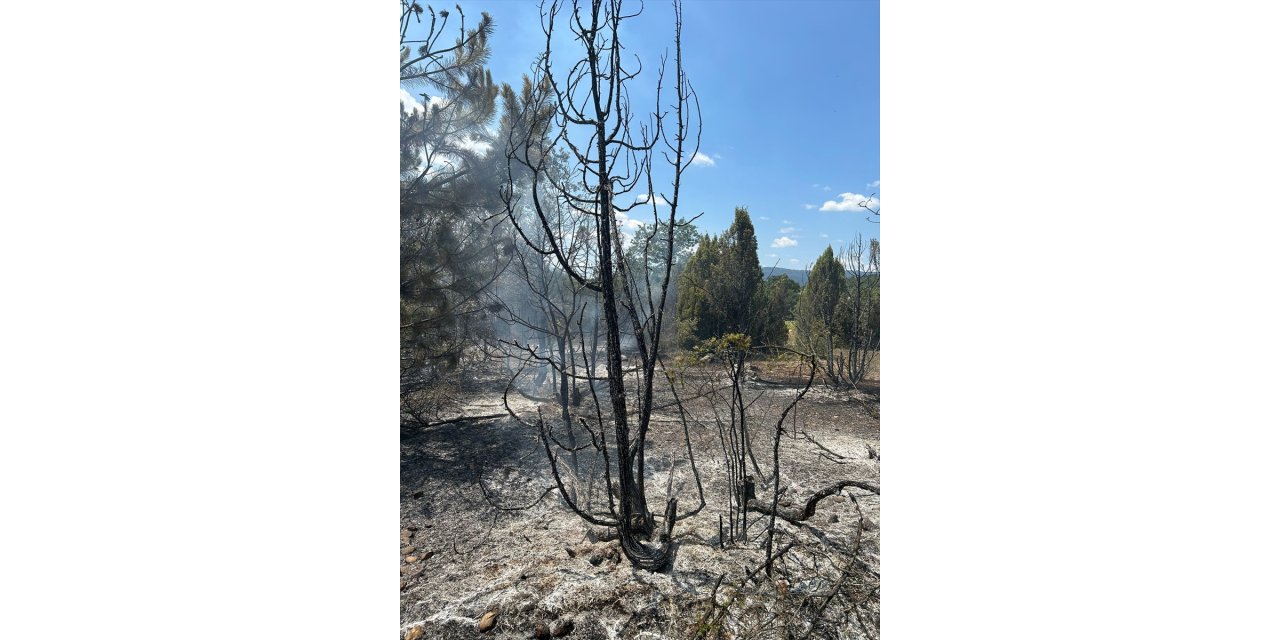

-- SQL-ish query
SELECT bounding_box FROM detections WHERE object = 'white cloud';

[788,258,800,264]
[783,219,793,224]
[401,88,448,114]
[615,211,644,230]
[691,152,715,167]
[869,179,880,189]
[822,186,832,192]
[771,236,797,248]
[635,193,669,206]
[780,227,796,234]
[613,210,645,251]
[803,204,816,210]
[766,253,778,258]
[820,233,829,238]
[819,192,881,213]
[759,216,770,221]
[713,153,723,159]
[400,88,424,113]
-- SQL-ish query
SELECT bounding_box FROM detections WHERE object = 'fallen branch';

[747,479,879,525]
[415,413,507,429]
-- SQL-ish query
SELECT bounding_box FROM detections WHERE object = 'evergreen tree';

[796,245,845,377]
[400,4,506,406]
[676,234,722,347]
[758,275,801,345]
[675,208,784,348]
[720,208,763,334]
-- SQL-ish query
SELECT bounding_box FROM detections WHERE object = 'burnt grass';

[401,355,880,639]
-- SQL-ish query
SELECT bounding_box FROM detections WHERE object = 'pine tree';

[400,4,506,409]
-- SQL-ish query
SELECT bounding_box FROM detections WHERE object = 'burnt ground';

[401,356,880,639]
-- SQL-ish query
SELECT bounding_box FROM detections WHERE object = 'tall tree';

[719,208,764,335]
[500,0,703,571]
[796,245,846,381]
[675,208,783,348]
[675,234,720,347]
[399,2,508,416]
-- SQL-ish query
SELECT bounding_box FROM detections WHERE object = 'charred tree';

[498,0,703,571]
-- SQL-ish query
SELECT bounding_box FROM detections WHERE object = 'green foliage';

[794,245,846,359]
[624,218,700,276]
[400,6,507,394]
[622,217,701,353]
[674,208,786,348]
[757,275,800,346]
[809,246,845,323]
[675,234,723,347]
[693,333,752,359]
[793,238,881,385]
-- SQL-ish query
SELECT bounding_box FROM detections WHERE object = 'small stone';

[411,490,424,499]
[564,546,576,558]
[519,601,536,613]
[401,546,415,556]
[828,514,839,524]
[587,552,603,566]
[406,555,419,563]
[400,578,406,591]
[534,621,551,639]
[404,626,425,640]
[834,495,847,503]
[478,609,499,633]
[551,619,574,637]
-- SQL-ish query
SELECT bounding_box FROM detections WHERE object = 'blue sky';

[404,0,879,271]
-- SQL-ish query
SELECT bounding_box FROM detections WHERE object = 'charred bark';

[748,479,880,526]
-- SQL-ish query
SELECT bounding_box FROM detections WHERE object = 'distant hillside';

[762,265,876,285]
[762,266,810,285]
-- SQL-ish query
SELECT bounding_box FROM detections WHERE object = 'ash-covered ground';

[401,357,879,640]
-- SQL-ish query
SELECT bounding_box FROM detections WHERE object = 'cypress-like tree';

[676,235,722,347]
[797,245,846,377]
[675,208,783,348]
[721,208,763,334]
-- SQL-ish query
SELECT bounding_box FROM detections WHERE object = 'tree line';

[673,208,880,387]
